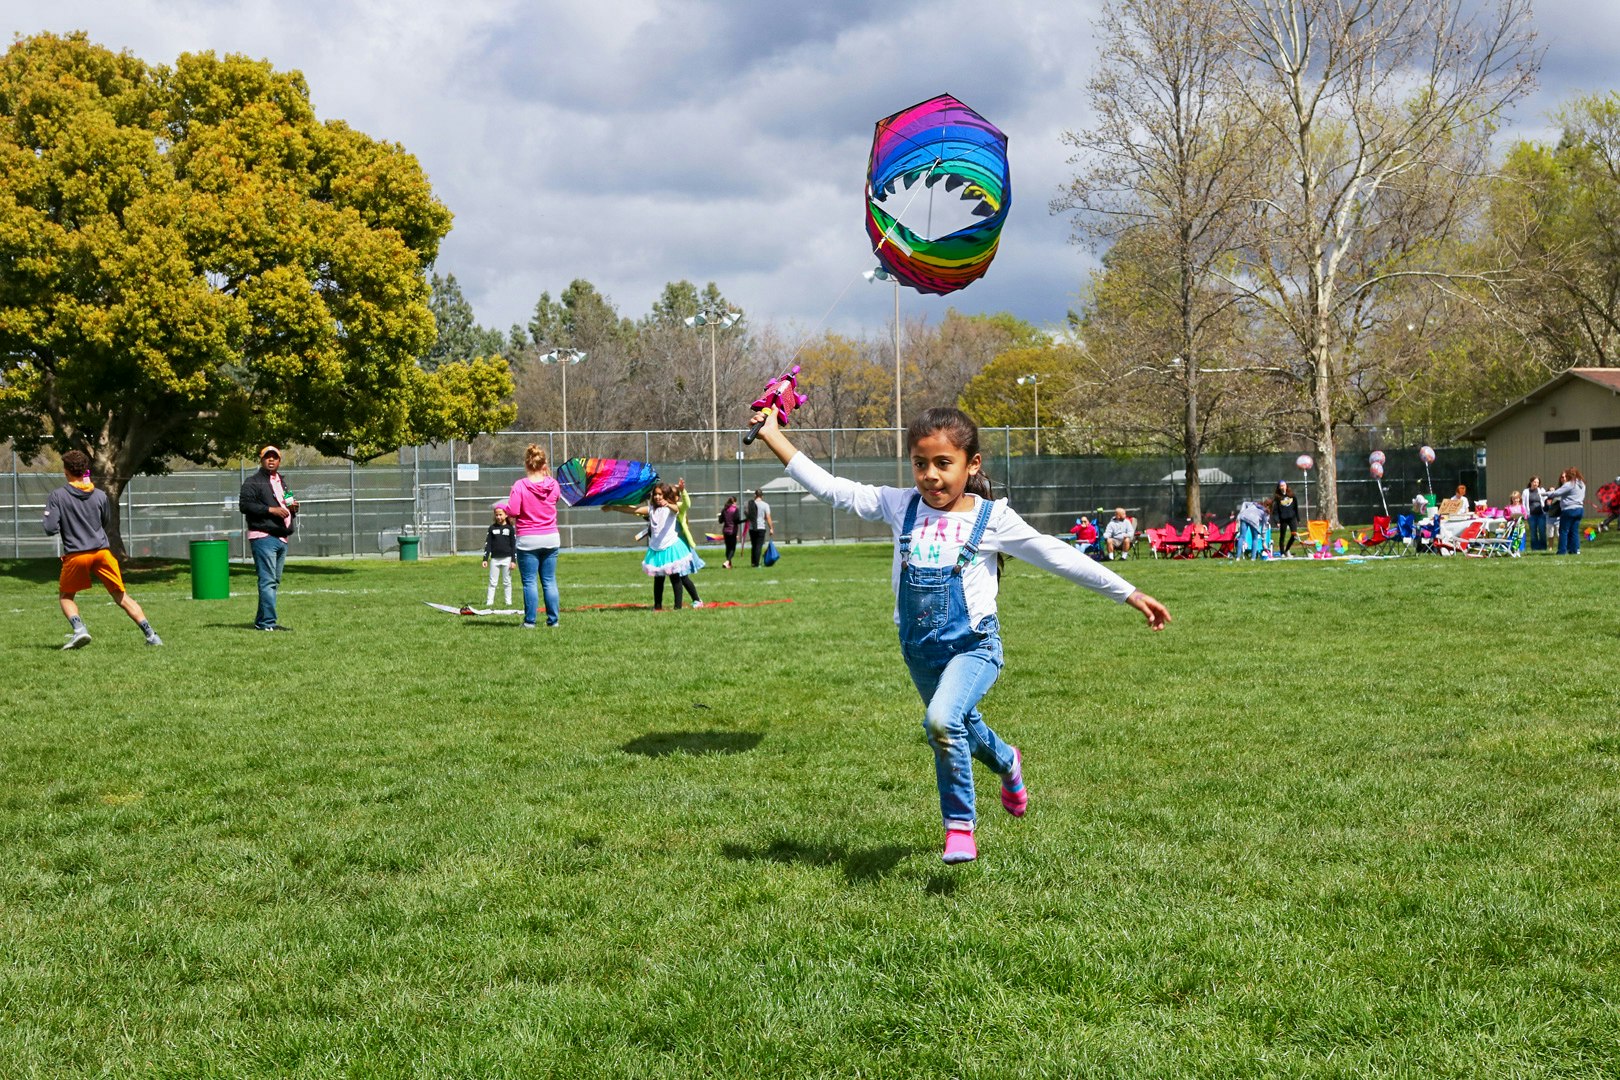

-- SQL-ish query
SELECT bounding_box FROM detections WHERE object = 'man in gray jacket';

[42,450,162,649]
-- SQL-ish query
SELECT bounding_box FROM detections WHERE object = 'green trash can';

[397,534,421,561]
[189,538,231,600]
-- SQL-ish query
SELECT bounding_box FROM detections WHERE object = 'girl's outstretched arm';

[750,409,799,466]
[1126,590,1171,631]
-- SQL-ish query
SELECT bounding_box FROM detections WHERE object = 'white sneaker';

[62,628,92,650]
[691,601,705,609]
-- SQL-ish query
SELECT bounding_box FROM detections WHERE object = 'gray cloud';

[4,0,1612,343]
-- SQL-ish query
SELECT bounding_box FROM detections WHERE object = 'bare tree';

[1055,0,1269,520]
[1226,0,1539,524]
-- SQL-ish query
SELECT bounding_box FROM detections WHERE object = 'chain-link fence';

[1,430,1483,560]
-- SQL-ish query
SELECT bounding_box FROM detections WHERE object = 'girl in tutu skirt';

[614,483,704,609]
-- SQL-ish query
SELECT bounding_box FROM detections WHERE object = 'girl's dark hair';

[907,407,995,500]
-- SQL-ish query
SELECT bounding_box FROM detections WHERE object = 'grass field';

[2,540,1618,1078]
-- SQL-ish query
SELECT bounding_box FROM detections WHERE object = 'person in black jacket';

[240,446,298,631]
[1274,481,1300,554]
[482,506,516,607]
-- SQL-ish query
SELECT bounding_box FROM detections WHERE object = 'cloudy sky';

[5,1,1617,341]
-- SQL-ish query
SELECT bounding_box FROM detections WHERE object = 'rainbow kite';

[555,457,659,507]
[865,93,1011,296]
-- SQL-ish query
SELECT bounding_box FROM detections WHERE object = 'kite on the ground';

[555,457,659,507]
[424,602,523,616]
[865,93,1011,296]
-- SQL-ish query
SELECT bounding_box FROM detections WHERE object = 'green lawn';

[2,542,1617,1078]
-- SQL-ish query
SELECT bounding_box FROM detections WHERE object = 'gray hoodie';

[1545,478,1587,511]
[42,484,111,554]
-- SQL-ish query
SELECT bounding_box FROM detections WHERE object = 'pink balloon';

[1370,461,1384,478]
[1419,445,1436,464]
[1369,451,1386,465]
[1296,454,1314,470]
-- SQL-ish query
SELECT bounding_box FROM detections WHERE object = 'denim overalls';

[897,492,1017,831]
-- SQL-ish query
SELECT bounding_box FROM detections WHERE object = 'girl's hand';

[750,408,779,436]
[1126,590,1171,631]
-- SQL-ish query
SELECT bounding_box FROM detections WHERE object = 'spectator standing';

[1274,481,1300,554]
[240,446,298,631]
[496,444,563,628]
[1545,467,1587,555]
[746,489,774,567]
[717,496,743,569]
[1523,476,1547,551]
[42,449,163,648]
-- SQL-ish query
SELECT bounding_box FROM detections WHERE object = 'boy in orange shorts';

[42,450,162,649]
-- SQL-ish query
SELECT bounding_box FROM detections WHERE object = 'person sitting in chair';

[1103,507,1136,561]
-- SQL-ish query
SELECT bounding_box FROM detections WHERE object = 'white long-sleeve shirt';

[785,453,1136,628]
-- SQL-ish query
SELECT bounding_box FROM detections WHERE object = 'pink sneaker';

[942,829,977,864]
[1000,747,1027,817]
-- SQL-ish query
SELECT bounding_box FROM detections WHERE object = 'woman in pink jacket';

[497,444,562,628]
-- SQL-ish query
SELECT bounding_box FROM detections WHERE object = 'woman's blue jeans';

[902,625,1012,831]
[1558,509,1584,554]
[1528,511,1546,550]
[515,547,559,626]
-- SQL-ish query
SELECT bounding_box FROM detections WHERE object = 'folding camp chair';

[1392,513,1417,556]
[1351,515,1395,554]
[1469,516,1524,557]
[1303,519,1331,556]
[1433,519,1484,556]
[1206,518,1238,558]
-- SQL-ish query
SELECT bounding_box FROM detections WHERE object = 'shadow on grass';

[621,731,763,758]
[721,837,919,884]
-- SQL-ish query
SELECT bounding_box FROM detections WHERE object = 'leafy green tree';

[958,344,1088,454]
[423,272,505,371]
[1489,94,1620,369]
[0,33,514,555]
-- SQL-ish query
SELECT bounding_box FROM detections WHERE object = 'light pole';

[684,308,741,460]
[538,348,586,460]
[1017,374,1043,456]
[864,267,903,459]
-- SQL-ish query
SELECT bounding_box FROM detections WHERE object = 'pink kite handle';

[743,366,804,446]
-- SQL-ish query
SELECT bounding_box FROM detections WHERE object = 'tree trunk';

[90,445,135,562]
[1183,373,1202,522]
[1311,343,1340,528]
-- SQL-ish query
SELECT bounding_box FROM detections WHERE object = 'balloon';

[1419,445,1436,464]
[1370,462,1384,479]
[1369,451,1386,465]
[1296,454,1314,470]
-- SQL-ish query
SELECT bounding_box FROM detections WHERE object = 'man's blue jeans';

[902,625,1011,831]
[515,547,560,626]
[249,536,286,629]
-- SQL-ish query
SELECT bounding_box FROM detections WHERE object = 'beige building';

[1462,368,1620,506]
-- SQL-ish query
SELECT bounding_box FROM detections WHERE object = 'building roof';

[1461,367,1620,440]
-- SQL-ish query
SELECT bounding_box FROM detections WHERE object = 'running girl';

[750,406,1169,864]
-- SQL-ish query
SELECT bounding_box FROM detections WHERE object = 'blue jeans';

[903,624,1012,831]
[515,547,559,626]
[1527,511,1546,550]
[249,536,287,629]
[1558,509,1583,554]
